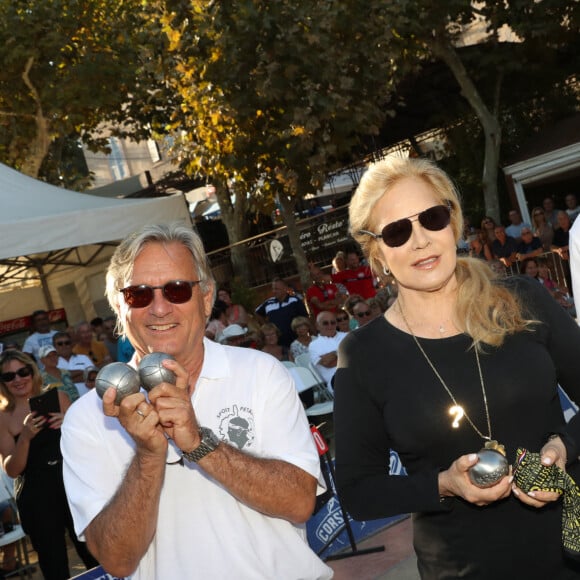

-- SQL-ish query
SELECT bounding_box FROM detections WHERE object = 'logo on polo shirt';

[217,404,255,450]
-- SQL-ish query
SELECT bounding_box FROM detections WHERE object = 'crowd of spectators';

[0,205,576,574]
[198,250,397,396]
[0,313,111,576]
[464,194,577,315]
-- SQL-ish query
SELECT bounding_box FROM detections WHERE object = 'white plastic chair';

[294,353,312,368]
[0,525,34,578]
[0,473,34,578]
[289,367,334,419]
[307,363,334,399]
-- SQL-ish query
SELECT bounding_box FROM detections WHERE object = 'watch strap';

[181,427,219,463]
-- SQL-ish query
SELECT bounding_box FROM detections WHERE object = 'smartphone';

[29,388,60,422]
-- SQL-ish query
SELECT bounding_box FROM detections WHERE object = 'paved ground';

[328,516,419,580]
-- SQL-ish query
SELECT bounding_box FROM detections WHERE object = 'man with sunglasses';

[308,311,348,390]
[352,300,374,328]
[54,331,95,397]
[60,223,331,580]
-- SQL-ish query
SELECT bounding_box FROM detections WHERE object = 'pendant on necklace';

[449,405,464,428]
[469,440,509,488]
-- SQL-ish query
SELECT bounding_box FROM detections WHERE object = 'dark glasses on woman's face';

[360,204,452,248]
[0,366,33,383]
[119,280,201,308]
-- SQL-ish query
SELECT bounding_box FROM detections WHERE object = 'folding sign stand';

[310,425,385,561]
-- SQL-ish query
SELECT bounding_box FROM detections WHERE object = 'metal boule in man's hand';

[469,448,509,488]
[95,362,141,405]
[138,352,177,392]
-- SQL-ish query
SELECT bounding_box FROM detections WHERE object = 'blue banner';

[306,450,407,557]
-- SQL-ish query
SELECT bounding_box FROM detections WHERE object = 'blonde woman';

[289,316,314,360]
[259,323,290,361]
[334,156,580,579]
[0,351,97,579]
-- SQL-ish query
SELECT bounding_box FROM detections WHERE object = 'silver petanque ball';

[138,352,176,392]
[469,448,509,488]
[95,362,141,405]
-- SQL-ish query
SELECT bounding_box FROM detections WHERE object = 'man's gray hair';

[106,223,215,330]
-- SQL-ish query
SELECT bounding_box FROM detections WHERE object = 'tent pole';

[36,263,54,310]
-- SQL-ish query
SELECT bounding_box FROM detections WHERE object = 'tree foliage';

[375,0,580,220]
[156,0,400,286]
[0,0,150,180]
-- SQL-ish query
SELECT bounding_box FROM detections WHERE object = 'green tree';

[157,0,400,288]
[376,0,580,221]
[0,0,151,180]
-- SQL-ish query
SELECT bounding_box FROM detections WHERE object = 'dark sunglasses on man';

[119,280,201,308]
[354,310,372,318]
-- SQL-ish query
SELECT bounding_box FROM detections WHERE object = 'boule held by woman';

[334,156,580,579]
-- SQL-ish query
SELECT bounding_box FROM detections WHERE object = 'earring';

[383,265,391,276]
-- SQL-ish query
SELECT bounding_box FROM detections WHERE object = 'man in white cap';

[219,323,250,347]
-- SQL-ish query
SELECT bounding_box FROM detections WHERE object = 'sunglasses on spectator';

[336,316,349,322]
[320,320,337,326]
[359,204,451,248]
[354,310,372,318]
[120,280,201,308]
[55,340,71,346]
[1,366,33,382]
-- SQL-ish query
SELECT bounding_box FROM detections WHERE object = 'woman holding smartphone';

[0,351,97,579]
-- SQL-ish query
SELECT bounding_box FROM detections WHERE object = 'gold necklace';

[398,302,503,451]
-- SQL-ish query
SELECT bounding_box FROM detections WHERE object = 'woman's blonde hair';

[0,351,42,413]
[260,323,281,339]
[349,156,532,348]
[530,206,545,230]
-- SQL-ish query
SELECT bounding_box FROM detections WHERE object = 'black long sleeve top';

[334,276,580,579]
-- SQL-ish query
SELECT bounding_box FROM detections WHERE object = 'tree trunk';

[214,183,252,286]
[431,40,502,222]
[20,57,52,178]
[277,193,311,294]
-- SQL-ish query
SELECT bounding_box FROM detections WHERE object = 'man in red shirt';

[305,264,346,318]
[331,251,376,299]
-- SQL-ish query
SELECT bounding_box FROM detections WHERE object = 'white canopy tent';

[0,163,191,260]
[0,163,192,312]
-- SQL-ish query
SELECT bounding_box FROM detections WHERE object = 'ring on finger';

[136,409,145,418]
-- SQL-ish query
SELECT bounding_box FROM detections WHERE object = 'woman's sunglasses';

[1,366,33,383]
[359,204,451,248]
[119,280,201,309]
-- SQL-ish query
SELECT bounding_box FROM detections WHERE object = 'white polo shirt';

[61,339,332,579]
